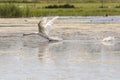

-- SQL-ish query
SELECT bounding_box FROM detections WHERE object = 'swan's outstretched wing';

[45,16,59,28]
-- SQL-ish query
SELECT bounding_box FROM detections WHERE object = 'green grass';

[0,3,22,17]
[0,0,120,3]
[0,2,120,17]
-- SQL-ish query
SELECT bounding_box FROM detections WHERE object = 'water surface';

[0,37,120,80]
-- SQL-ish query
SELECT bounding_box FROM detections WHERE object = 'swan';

[23,16,62,41]
[101,36,115,45]
[102,36,115,42]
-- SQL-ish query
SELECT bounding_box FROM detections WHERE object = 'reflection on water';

[0,37,120,80]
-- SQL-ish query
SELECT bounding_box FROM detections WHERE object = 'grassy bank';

[0,0,120,3]
[0,2,120,17]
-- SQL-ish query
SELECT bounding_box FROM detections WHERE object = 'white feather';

[45,16,59,28]
[41,17,48,26]
[102,36,115,42]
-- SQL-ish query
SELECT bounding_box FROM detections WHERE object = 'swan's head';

[38,17,47,27]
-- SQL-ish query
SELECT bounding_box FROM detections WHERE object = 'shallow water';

[0,37,120,80]
[0,16,120,80]
[59,16,120,22]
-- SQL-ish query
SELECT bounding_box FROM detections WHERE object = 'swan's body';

[37,18,49,38]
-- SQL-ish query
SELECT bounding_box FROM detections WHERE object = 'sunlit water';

[0,37,120,80]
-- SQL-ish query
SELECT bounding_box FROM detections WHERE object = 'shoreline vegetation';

[0,0,120,17]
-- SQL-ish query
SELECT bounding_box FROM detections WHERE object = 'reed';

[0,3,22,17]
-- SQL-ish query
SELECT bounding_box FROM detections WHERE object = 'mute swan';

[101,36,115,45]
[102,36,115,42]
[23,16,62,41]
